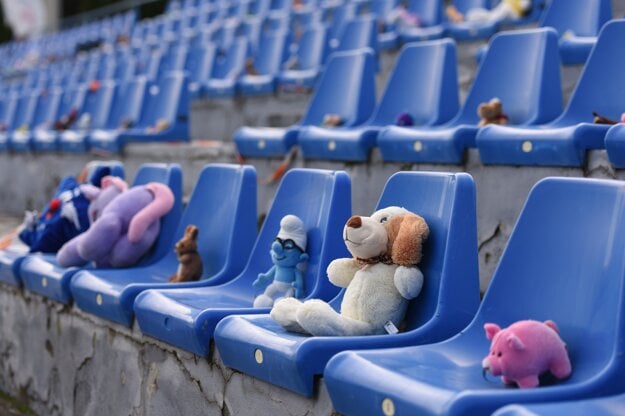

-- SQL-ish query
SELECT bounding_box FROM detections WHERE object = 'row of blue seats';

[2,161,625,415]
[0,10,136,76]
[236,19,625,168]
[0,71,188,153]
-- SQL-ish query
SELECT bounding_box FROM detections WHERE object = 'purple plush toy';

[482,320,572,388]
[57,182,174,268]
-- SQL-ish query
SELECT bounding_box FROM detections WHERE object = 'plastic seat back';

[324,3,357,43]
[211,38,249,79]
[105,76,147,129]
[378,171,479,332]
[294,26,327,70]
[558,19,625,122]
[139,71,189,128]
[236,168,351,300]
[0,93,18,128]
[300,49,376,127]
[371,39,459,126]
[161,44,189,74]
[10,92,39,130]
[459,27,562,125]
[540,0,611,37]
[79,80,117,130]
[31,87,63,128]
[186,44,216,85]
[336,16,378,54]
[252,31,289,75]
[131,163,183,263]
[171,164,257,281]
[476,177,625,374]
[407,0,443,26]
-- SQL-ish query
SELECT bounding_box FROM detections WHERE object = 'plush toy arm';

[292,269,304,298]
[253,266,276,288]
[127,183,174,244]
[394,265,424,300]
[327,258,360,288]
[77,215,123,262]
[57,236,89,267]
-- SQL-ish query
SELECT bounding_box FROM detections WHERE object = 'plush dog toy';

[253,215,309,307]
[478,98,509,127]
[482,320,572,388]
[56,182,174,268]
[271,206,429,336]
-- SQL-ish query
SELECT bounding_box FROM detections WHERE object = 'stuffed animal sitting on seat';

[482,320,572,388]
[56,182,174,268]
[271,206,429,336]
[253,215,309,307]
[478,97,509,127]
[451,0,531,23]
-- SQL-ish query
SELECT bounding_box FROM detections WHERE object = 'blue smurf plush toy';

[253,215,308,308]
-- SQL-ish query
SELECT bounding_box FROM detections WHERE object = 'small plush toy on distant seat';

[271,206,429,336]
[169,225,203,283]
[478,98,509,127]
[450,0,532,23]
[253,215,309,308]
[482,320,572,388]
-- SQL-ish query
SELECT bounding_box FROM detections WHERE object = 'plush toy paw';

[394,265,424,300]
[271,298,307,333]
[327,257,360,287]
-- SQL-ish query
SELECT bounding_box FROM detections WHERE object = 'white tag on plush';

[384,321,399,335]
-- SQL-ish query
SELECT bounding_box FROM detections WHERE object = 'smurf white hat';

[277,214,307,251]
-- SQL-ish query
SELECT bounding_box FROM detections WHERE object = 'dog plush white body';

[271,206,429,336]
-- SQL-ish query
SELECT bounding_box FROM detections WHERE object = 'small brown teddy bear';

[478,98,509,127]
[169,225,203,283]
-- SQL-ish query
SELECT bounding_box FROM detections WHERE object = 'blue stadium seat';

[335,15,378,55]
[363,0,399,50]
[20,163,182,303]
[277,26,327,90]
[133,168,351,356]
[297,39,458,161]
[5,91,40,152]
[8,87,63,152]
[325,176,625,416]
[478,20,625,167]
[235,48,376,157]
[0,161,125,287]
[542,0,611,65]
[33,85,88,152]
[445,0,498,40]
[398,0,445,43]
[215,171,479,396]
[200,38,249,98]
[494,395,625,416]
[0,92,18,151]
[89,76,148,152]
[324,3,357,50]
[59,80,117,153]
[185,44,216,94]
[91,72,189,153]
[237,31,290,95]
[379,27,561,164]
[68,164,256,326]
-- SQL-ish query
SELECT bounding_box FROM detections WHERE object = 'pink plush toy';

[482,320,572,388]
[57,182,174,268]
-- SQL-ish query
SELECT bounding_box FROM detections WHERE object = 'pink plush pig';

[482,320,571,388]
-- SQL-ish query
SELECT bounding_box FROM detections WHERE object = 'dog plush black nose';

[346,216,362,229]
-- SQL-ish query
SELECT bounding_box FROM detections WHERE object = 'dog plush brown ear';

[386,213,429,266]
